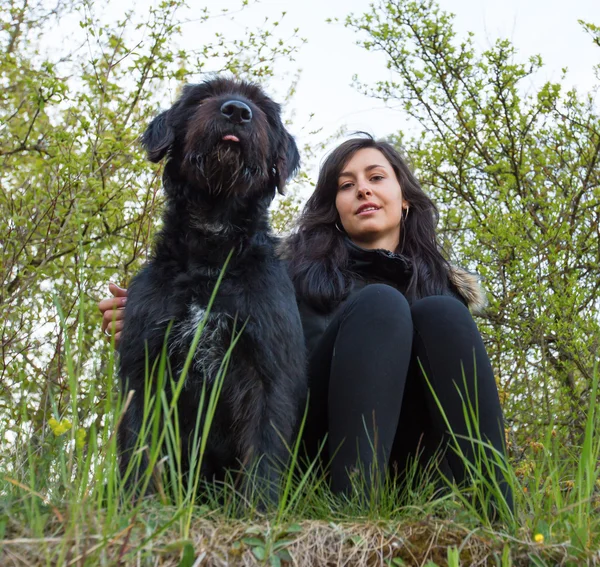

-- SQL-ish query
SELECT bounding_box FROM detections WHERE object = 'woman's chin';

[349,223,383,239]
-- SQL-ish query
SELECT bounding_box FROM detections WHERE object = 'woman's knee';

[411,295,473,328]
[410,295,488,370]
[347,284,412,324]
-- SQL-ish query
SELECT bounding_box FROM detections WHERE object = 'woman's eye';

[339,183,352,190]
[371,175,384,181]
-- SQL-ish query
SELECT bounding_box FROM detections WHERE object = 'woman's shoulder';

[446,265,488,314]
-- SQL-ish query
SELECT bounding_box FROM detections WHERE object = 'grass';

[1,290,599,565]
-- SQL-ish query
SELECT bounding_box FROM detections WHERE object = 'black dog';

[117,77,306,504]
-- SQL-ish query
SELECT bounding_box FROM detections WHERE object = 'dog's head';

[141,77,300,199]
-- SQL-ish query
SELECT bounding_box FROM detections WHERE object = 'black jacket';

[296,239,487,357]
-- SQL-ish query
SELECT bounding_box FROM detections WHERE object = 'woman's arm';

[98,283,128,347]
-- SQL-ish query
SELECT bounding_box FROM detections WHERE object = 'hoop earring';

[335,222,345,233]
[403,207,410,222]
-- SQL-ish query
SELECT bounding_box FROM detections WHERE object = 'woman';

[99,135,513,512]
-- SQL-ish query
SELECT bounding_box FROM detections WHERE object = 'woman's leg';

[303,284,414,494]
[389,356,453,491]
[409,295,514,511]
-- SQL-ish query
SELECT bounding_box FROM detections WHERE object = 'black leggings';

[301,284,512,509]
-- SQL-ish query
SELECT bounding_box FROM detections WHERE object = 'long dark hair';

[283,135,451,311]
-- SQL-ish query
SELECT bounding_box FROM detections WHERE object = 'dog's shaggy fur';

[117,78,306,503]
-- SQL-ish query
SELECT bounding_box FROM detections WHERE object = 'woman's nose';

[357,184,372,197]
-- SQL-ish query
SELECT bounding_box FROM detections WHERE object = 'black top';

[345,238,412,291]
[297,238,467,357]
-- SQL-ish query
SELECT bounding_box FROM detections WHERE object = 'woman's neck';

[348,234,399,253]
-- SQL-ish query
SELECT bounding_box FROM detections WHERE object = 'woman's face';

[335,147,407,252]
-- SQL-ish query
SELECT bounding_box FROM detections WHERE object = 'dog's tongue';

[223,135,240,142]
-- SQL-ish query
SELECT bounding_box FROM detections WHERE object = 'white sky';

[57,0,599,150]
[177,0,599,150]
[54,0,599,171]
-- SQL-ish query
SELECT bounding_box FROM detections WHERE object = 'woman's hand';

[98,283,128,347]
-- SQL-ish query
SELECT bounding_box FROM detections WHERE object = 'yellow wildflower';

[76,429,86,450]
[48,417,72,437]
[534,533,544,544]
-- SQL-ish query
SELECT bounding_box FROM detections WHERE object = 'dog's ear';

[141,110,174,163]
[274,132,300,195]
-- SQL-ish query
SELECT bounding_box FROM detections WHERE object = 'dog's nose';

[220,100,252,124]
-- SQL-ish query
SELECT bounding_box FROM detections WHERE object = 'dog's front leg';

[239,392,297,510]
[254,425,287,509]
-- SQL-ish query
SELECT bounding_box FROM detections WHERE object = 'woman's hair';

[283,134,451,311]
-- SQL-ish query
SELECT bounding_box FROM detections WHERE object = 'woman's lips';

[356,207,380,216]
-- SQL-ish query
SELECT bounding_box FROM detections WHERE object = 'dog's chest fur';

[169,302,232,383]
[164,256,291,386]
